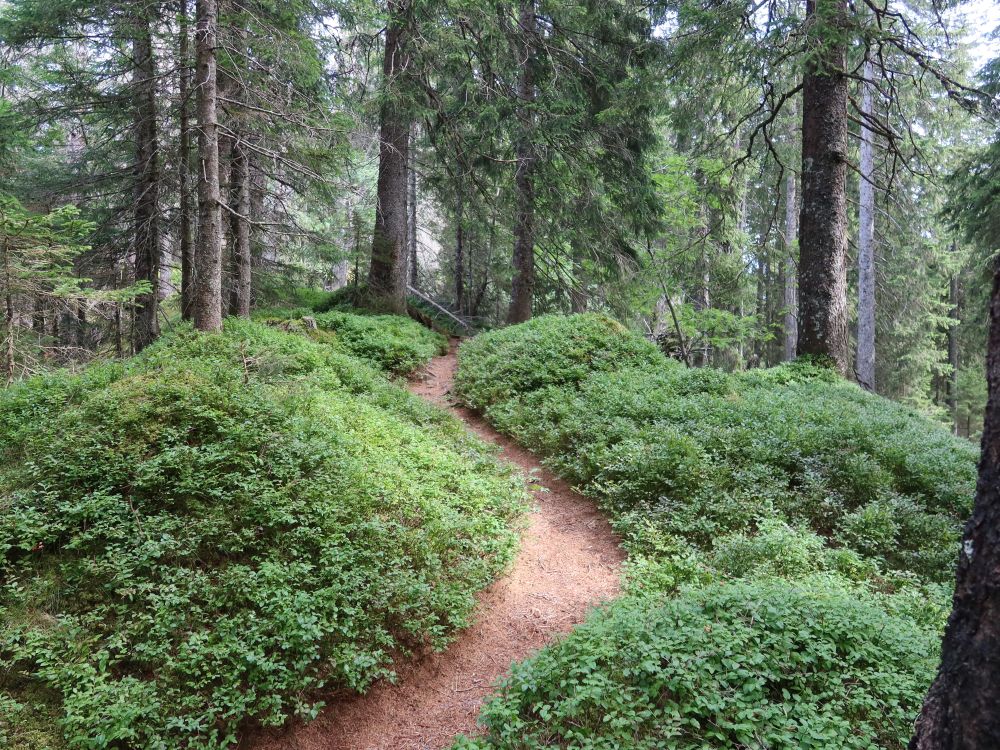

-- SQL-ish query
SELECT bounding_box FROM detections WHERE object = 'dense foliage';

[256,305,448,375]
[0,317,525,749]
[456,579,940,750]
[454,314,978,749]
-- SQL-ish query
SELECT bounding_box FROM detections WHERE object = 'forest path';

[249,341,623,750]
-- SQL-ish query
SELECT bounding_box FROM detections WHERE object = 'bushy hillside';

[454,314,978,750]
[254,305,448,375]
[0,318,524,749]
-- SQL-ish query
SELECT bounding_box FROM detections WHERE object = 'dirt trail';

[248,342,623,750]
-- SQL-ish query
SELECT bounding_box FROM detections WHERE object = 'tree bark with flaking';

[856,58,877,391]
[797,0,850,373]
[910,258,1000,749]
[131,14,161,351]
[179,0,194,321]
[193,0,223,332]
[368,0,411,314]
[507,0,537,324]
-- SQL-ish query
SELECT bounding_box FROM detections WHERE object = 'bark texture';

[783,170,798,361]
[368,0,411,314]
[856,58,876,390]
[910,261,1000,749]
[506,0,537,324]
[949,261,960,433]
[797,0,850,373]
[179,0,194,321]
[132,16,161,351]
[193,0,223,331]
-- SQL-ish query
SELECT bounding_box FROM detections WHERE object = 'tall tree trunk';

[455,180,464,312]
[229,135,252,317]
[797,0,850,373]
[948,248,960,434]
[132,15,161,351]
[179,0,194,321]
[193,0,223,332]
[783,168,798,361]
[910,260,1000,748]
[507,0,537,324]
[856,57,877,390]
[408,133,418,287]
[2,238,14,385]
[368,0,410,314]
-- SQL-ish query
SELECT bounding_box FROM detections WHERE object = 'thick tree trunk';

[507,0,537,324]
[856,58,877,390]
[179,0,194,321]
[229,136,252,317]
[368,0,410,314]
[796,0,850,373]
[910,260,1000,748]
[783,169,798,361]
[193,0,223,332]
[455,183,464,312]
[132,16,161,351]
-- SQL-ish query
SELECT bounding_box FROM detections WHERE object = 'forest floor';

[247,341,624,750]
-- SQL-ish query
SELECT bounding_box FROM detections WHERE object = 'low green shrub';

[452,313,974,750]
[0,320,524,749]
[252,307,447,375]
[455,314,665,409]
[456,579,939,750]
[456,316,977,583]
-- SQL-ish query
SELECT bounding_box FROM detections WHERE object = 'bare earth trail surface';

[249,342,624,750]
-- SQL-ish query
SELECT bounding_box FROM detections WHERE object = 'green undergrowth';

[0,319,525,749]
[453,313,977,749]
[253,305,447,376]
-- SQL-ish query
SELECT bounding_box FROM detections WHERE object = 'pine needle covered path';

[250,341,624,750]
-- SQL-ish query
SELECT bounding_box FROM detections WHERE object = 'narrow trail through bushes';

[250,342,624,750]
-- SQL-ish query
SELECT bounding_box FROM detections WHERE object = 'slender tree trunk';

[179,0,194,321]
[783,168,798,361]
[193,0,223,331]
[32,297,44,335]
[948,250,961,434]
[132,15,161,351]
[368,0,410,314]
[507,0,537,324]
[911,260,1000,748]
[455,181,464,312]
[2,238,14,385]
[229,136,252,317]
[570,248,587,313]
[797,0,850,373]
[408,134,418,287]
[856,58,877,390]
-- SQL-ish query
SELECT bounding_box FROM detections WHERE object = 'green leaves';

[0,318,525,748]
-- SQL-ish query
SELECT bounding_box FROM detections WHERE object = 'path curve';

[248,342,623,750]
